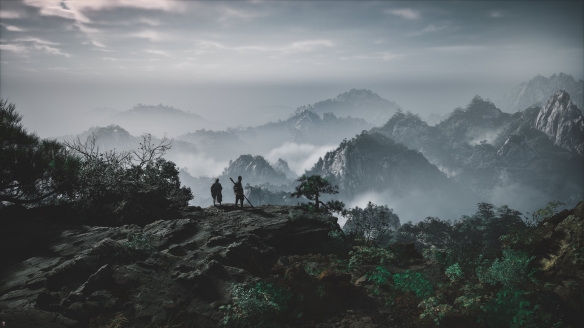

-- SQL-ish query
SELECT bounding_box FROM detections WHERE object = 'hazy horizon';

[1,1,583,137]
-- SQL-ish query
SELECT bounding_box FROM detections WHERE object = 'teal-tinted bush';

[221,282,292,328]
[392,270,433,299]
[477,249,535,288]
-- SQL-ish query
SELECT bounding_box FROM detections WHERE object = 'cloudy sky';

[1,0,583,136]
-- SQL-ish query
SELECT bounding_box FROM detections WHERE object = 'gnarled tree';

[291,174,342,211]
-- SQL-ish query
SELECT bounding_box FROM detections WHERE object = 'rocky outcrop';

[497,135,539,161]
[0,205,343,327]
[534,90,584,155]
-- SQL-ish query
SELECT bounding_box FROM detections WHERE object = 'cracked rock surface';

[0,205,342,327]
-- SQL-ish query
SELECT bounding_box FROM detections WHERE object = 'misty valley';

[58,76,584,224]
[2,71,584,328]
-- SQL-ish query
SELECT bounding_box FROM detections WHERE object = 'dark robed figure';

[211,178,222,206]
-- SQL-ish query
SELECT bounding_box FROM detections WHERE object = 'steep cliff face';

[497,135,539,161]
[309,132,450,198]
[497,73,584,112]
[534,90,584,155]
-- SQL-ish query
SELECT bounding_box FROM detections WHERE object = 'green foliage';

[221,282,292,328]
[1,99,80,205]
[343,201,400,245]
[525,201,565,227]
[501,201,566,250]
[124,232,155,254]
[349,246,396,269]
[393,203,525,252]
[419,296,453,326]
[291,175,339,211]
[445,263,463,283]
[392,270,433,299]
[479,289,535,327]
[477,249,536,288]
[423,247,453,267]
[367,266,392,286]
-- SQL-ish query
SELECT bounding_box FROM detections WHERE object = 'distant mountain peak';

[293,89,401,125]
[497,73,584,112]
[221,154,289,186]
[334,89,383,103]
[124,103,202,118]
[534,90,584,155]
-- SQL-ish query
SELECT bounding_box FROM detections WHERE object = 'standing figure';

[233,176,244,208]
[211,178,222,206]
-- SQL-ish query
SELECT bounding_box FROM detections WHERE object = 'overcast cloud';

[1,1,582,136]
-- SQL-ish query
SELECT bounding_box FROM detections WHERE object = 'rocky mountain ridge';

[497,73,584,112]
[534,90,584,155]
[308,132,451,198]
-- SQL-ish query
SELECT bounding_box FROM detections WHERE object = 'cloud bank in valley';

[265,142,337,175]
[167,153,228,178]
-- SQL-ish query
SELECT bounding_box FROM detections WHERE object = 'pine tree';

[291,174,339,211]
[0,99,79,205]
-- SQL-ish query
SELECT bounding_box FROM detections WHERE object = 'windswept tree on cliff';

[291,174,344,213]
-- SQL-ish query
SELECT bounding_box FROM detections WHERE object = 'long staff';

[230,177,254,208]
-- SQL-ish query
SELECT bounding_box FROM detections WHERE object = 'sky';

[1,0,583,137]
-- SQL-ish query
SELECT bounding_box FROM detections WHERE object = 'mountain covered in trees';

[369,91,583,209]
[497,73,584,112]
[308,132,452,198]
[293,89,401,124]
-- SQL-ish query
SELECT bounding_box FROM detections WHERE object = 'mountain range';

[64,78,584,217]
[497,73,583,112]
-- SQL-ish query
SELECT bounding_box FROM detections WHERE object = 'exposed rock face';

[365,94,584,208]
[309,132,450,198]
[293,89,401,125]
[0,205,342,327]
[497,135,539,161]
[497,73,584,112]
[220,154,290,186]
[504,200,584,318]
[534,90,584,155]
